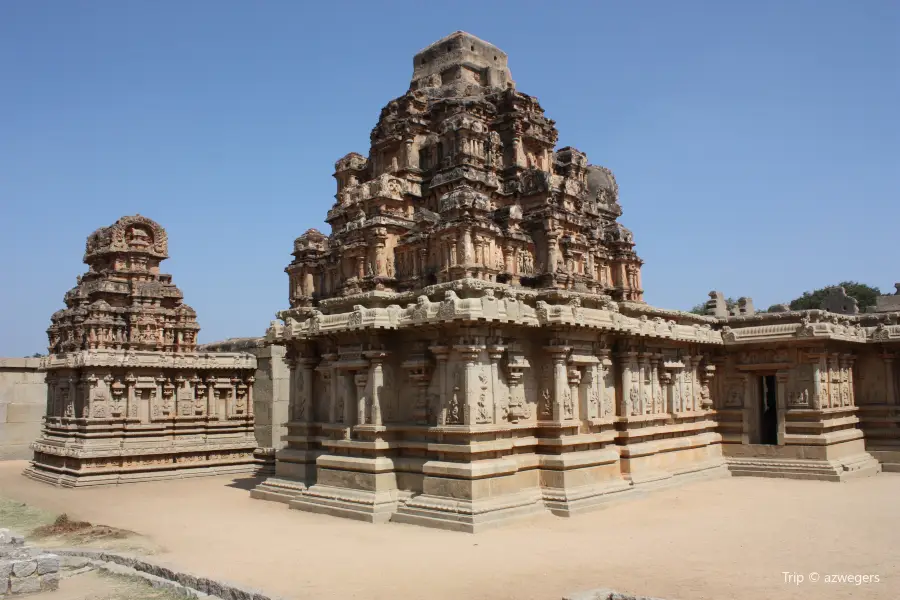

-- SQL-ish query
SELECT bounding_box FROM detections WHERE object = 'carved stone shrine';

[26,215,261,487]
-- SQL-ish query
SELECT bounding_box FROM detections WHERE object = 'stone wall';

[197,338,290,452]
[0,359,46,460]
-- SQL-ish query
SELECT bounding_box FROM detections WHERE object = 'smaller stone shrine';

[25,215,260,487]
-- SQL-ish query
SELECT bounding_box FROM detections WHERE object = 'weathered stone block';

[35,554,58,575]
[39,572,59,591]
[10,574,41,594]
[11,559,36,578]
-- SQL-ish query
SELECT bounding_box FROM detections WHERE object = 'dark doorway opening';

[758,375,778,445]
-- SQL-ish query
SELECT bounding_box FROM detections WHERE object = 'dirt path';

[1,461,897,600]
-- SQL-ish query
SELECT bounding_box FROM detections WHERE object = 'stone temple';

[243,31,899,532]
[18,32,900,534]
[26,215,260,486]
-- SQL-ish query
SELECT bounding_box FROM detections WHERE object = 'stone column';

[418,247,428,278]
[430,345,450,425]
[775,370,789,445]
[638,353,652,415]
[829,353,841,409]
[125,373,136,420]
[487,343,506,425]
[741,373,753,444]
[650,355,661,414]
[230,377,240,419]
[405,139,415,169]
[597,347,612,418]
[505,243,516,274]
[454,342,484,425]
[296,358,316,422]
[566,366,580,420]
[505,352,529,423]
[810,354,825,409]
[155,375,166,419]
[206,376,217,418]
[618,350,637,416]
[545,342,570,421]
[683,356,694,412]
[365,350,388,426]
[843,354,856,406]
[246,375,255,418]
[461,228,474,266]
[65,376,76,418]
[883,353,896,405]
[546,231,560,275]
[355,371,368,426]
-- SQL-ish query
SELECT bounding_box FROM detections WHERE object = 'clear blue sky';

[1,1,897,356]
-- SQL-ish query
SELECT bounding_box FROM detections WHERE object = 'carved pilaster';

[505,349,530,423]
[355,371,368,426]
[566,366,580,420]
[487,343,506,424]
[545,342,571,421]
[618,350,637,417]
[454,341,485,426]
[205,375,217,418]
[365,350,388,426]
[429,345,451,425]
[882,352,896,405]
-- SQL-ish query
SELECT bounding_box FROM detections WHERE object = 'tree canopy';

[788,281,881,311]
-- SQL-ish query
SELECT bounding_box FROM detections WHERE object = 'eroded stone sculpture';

[26,215,261,486]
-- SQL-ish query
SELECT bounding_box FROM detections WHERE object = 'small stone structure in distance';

[25,215,262,487]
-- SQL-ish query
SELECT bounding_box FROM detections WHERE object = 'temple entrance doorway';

[758,374,778,445]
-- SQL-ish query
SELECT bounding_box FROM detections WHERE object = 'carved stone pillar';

[461,228,474,266]
[296,358,316,422]
[775,370,789,445]
[546,232,560,275]
[205,376,217,418]
[355,371,368,426]
[405,138,415,169]
[698,361,716,410]
[487,342,506,424]
[829,353,841,409]
[418,247,428,278]
[65,376,76,419]
[545,342,570,421]
[883,353,896,405]
[125,373,136,420]
[246,375,255,417]
[650,355,661,414]
[365,350,388,426]
[810,354,825,409]
[597,347,613,418]
[638,353,651,415]
[618,350,637,417]
[566,366,580,420]
[454,342,484,426]
[682,355,694,412]
[505,350,529,423]
[741,373,753,444]
[230,377,240,418]
[429,345,451,425]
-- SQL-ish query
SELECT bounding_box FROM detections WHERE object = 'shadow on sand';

[226,475,266,491]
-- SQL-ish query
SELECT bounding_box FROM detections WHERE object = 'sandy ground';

[1,462,898,600]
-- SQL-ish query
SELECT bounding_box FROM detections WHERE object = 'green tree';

[788,282,881,311]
